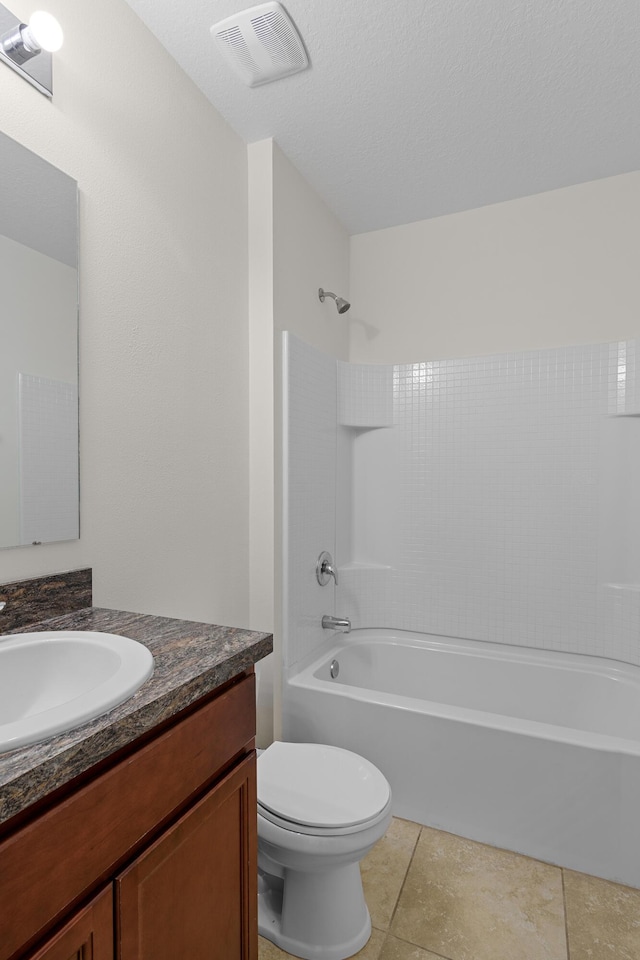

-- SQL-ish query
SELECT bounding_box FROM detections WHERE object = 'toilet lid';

[258,741,391,829]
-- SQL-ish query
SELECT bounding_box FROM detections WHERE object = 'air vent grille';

[211,2,309,87]
[217,25,262,83]
[251,10,307,71]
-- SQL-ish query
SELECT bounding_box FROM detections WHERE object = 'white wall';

[247,139,274,639]
[247,141,350,636]
[282,334,338,673]
[0,0,250,627]
[272,145,350,358]
[350,171,640,364]
[248,140,350,742]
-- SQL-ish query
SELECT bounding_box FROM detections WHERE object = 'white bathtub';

[283,629,640,888]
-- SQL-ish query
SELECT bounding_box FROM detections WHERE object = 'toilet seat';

[258,795,392,837]
[258,741,391,832]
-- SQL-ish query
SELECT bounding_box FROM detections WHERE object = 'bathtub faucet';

[322,615,351,633]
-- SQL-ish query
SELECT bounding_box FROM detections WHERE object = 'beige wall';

[0,0,250,626]
[248,141,275,636]
[248,140,350,743]
[350,171,640,363]
[272,144,350,358]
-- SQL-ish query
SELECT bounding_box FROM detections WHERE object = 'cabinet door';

[116,754,257,960]
[25,887,113,960]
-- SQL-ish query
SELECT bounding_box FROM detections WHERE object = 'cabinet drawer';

[0,673,255,960]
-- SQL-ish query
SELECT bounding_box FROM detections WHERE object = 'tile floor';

[258,818,640,960]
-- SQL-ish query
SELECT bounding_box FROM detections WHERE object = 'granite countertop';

[0,607,272,827]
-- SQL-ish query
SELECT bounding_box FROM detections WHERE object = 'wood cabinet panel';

[0,675,255,960]
[116,755,257,960]
[24,887,113,960]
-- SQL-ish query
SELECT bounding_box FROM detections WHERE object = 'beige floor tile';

[361,817,422,930]
[354,927,387,959]
[258,927,386,959]
[379,933,448,959]
[391,827,567,960]
[564,869,640,960]
[258,936,291,959]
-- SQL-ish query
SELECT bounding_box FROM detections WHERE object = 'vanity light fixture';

[0,5,63,97]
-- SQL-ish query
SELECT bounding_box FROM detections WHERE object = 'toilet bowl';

[257,741,392,960]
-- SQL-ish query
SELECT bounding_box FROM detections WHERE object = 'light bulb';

[23,11,64,53]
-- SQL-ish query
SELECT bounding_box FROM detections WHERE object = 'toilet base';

[258,865,372,960]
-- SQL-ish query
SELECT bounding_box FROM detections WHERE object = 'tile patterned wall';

[608,339,640,416]
[285,336,640,669]
[338,361,394,427]
[371,346,608,654]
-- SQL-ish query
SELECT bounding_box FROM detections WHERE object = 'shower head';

[318,288,350,314]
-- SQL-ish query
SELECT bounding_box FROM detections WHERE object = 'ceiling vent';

[210,2,309,87]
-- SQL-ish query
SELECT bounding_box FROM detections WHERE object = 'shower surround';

[283,333,640,675]
[281,332,640,885]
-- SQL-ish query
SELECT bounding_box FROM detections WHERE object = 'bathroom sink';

[0,631,154,753]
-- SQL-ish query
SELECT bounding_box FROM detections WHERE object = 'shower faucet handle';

[316,551,338,586]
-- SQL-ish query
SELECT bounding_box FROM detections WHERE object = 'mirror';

[0,131,78,549]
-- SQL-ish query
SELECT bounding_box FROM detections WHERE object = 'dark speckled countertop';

[0,606,272,826]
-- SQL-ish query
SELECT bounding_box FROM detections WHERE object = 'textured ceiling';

[122,0,640,234]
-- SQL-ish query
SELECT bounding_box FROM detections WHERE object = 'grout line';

[387,822,422,932]
[265,818,589,960]
[384,820,572,960]
[561,868,571,960]
[385,930,455,960]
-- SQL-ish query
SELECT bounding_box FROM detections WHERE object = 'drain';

[330,659,339,679]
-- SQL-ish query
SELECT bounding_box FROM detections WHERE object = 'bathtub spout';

[322,615,351,633]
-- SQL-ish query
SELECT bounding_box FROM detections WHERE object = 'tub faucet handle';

[316,551,338,586]
[322,615,351,633]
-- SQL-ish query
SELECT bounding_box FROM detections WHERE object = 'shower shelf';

[338,419,394,429]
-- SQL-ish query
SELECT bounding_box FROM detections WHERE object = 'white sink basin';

[0,631,154,753]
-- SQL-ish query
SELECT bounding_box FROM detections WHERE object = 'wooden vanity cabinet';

[21,887,114,960]
[1,672,257,960]
[117,757,254,959]
[24,887,114,960]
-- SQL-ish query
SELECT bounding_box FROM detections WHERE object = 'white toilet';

[257,741,392,960]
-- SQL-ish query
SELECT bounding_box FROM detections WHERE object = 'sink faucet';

[322,615,351,633]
